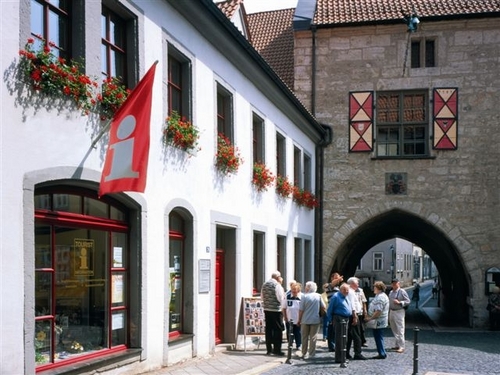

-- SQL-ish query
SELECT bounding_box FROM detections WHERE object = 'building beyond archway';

[328,209,469,326]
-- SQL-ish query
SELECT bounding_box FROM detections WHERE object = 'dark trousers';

[346,315,362,356]
[264,311,284,354]
[285,322,302,348]
[327,323,335,350]
[334,316,349,362]
[359,314,367,344]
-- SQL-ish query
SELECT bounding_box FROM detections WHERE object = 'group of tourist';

[260,270,411,363]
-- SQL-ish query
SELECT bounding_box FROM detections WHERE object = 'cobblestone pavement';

[146,284,500,375]
[262,329,500,375]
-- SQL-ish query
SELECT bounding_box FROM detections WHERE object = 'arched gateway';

[325,208,476,327]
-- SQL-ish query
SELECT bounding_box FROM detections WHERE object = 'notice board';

[242,297,266,335]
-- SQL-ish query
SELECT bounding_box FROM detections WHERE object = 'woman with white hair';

[297,281,325,359]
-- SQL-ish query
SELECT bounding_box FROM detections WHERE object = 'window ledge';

[41,348,142,375]
[169,333,195,345]
[371,156,436,160]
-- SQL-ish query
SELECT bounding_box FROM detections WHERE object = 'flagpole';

[90,118,113,149]
[90,61,158,149]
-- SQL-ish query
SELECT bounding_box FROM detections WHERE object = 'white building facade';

[0,0,329,373]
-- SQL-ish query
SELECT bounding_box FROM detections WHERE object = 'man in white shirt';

[346,277,367,360]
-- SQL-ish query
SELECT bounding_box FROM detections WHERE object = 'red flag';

[99,62,157,196]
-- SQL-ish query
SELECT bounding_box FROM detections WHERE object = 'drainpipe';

[311,25,317,115]
[312,24,322,284]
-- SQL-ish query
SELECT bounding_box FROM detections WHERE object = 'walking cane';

[286,319,294,364]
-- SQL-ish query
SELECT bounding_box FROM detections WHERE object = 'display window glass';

[34,189,129,370]
[169,213,184,337]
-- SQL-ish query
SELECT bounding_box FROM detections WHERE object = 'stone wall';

[295,18,500,327]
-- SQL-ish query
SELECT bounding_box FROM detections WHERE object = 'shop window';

[216,83,233,142]
[411,38,436,68]
[376,90,428,157]
[34,188,130,370]
[168,46,192,119]
[252,114,265,164]
[169,213,185,337]
[30,0,71,59]
[276,132,286,177]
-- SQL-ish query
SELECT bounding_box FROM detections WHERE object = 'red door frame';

[215,249,224,344]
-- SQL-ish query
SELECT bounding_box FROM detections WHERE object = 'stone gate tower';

[291,0,500,328]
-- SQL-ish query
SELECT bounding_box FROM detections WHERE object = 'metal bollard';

[413,327,420,375]
[340,319,348,368]
[285,319,294,364]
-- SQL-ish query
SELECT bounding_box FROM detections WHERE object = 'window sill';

[40,348,142,375]
[169,333,194,345]
[371,156,436,160]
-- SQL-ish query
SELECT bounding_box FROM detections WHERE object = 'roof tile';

[247,8,296,89]
[315,0,500,25]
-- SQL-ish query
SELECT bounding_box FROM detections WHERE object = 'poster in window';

[242,297,265,335]
[73,238,94,276]
[113,247,123,268]
[112,312,124,330]
[112,274,124,303]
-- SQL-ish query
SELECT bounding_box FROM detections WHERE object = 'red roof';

[216,0,244,19]
[314,0,500,25]
[247,8,296,89]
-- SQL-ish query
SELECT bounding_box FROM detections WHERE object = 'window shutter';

[349,91,373,152]
[433,88,458,150]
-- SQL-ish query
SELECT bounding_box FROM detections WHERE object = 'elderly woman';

[297,281,325,359]
[364,281,389,359]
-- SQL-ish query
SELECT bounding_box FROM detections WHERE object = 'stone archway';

[325,208,475,327]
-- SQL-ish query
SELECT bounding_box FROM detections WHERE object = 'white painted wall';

[1,0,320,373]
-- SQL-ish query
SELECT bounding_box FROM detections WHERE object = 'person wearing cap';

[261,271,286,355]
[388,278,410,353]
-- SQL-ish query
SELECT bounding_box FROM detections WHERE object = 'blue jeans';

[372,328,387,358]
[322,315,328,339]
[286,322,302,348]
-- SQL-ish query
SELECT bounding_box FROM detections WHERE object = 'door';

[215,249,224,344]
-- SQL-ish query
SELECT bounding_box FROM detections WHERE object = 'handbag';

[365,319,377,329]
[319,300,326,317]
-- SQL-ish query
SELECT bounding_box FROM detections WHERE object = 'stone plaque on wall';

[385,173,407,195]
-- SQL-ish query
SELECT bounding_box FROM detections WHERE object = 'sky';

[243,0,298,14]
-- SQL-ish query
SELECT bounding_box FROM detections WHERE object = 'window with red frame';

[276,132,286,177]
[101,6,127,83]
[217,84,234,142]
[252,114,265,164]
[168,47,192,119]
[30,0,71,59]
[34,188,131,370]
[168,212,185,337]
